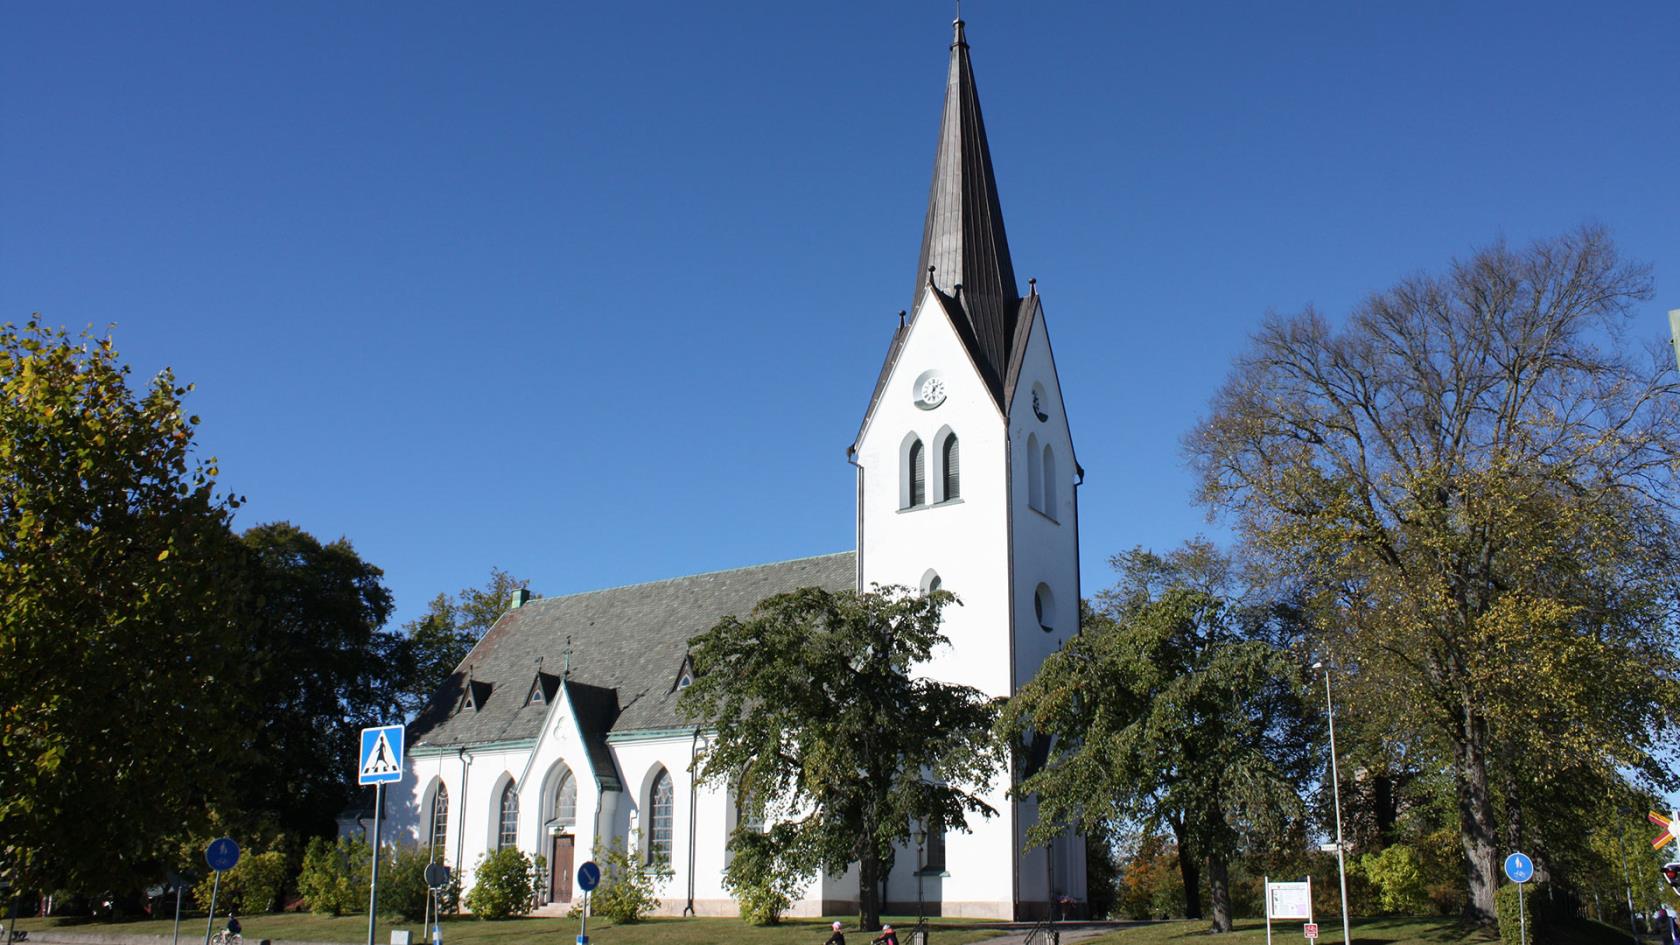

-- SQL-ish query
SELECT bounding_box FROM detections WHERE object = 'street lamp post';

[1314,661,1353,945]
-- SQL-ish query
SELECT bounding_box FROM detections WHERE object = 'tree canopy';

[0,318,249,893]
[1187,226,1680,922]
[678,585,1002,930]
[1000,542,1313,931]
[397,568,531,716]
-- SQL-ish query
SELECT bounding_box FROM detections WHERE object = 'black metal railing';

[1023,920,1058,945]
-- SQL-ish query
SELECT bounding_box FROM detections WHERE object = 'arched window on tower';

[497,780,519,850]
[1035,583,1055,634]
[1042,445,1058,518]
[429,783,449,856]
[941,433,960,501]
[648,768,674,865]
[1027,433,1042,511]
[907,438,927,508]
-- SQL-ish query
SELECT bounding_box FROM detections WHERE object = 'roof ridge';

[518,550,856,606]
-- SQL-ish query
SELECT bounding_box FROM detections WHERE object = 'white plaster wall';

[853,286,1022,917]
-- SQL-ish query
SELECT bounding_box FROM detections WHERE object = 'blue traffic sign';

[205,837,240,873]
[577,861,601,893]
[1504,852,1534,884]
[358,724,405,785]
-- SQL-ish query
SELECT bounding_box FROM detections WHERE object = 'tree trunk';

[1455,709,1498,926]
[858,844,881,931]
[1208,856,1232,933]
[1172,820,1203,919]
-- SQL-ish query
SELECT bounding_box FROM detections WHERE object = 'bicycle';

[212,931,242,945]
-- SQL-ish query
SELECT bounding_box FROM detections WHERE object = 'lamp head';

[1311,661,1324,671]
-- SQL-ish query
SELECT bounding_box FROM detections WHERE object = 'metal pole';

[1322,668,1353,945]
[172,883,184,945]
[1518,882,1527,945]
[578,890,589,945]
[367,782,384,945]
[202,872,221,945]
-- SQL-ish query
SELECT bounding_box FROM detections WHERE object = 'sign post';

[358,725,405,945]
[1505,852,1534,945]
[1265,877,1313,945]
[202,839,240,945]
[575,861,601,945]
[423,863,449,945]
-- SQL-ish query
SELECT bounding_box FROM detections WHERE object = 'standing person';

[1660,906,1677,945]
[872,924,898,945]
[824,921,846,945]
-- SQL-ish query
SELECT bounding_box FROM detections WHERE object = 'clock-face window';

[913,369,947,409]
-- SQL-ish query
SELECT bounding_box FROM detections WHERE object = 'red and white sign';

[1304,924,1320,940]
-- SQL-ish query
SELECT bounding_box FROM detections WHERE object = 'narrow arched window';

[922,821,947,872]
[1035,584,1055,634]
[497,781,519,850]
[648,769,674,865]
[554,770,576,827]
[429,783,449,856]
[941,433,960,501]
[1027,433,1042,511]
[908,438,927,507]
[1042,445,1057,516]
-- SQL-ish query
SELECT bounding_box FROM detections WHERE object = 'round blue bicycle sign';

[1504,852,1533,884]
[206,837,240,873]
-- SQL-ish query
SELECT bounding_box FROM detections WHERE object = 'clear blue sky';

[4,1,1677,630]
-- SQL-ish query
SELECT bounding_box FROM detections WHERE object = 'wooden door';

[551,836,574,902]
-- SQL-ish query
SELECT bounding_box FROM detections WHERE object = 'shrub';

[192,849,289,916]
[590,836,671,924]
[1359,844,1430,914]
[379,845,459,920]
[722,826,810,925]
[299,836,370,917]
[463,848,540,919]
[1496,882,1537,945]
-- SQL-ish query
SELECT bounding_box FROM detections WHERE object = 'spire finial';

[952,6,966,48]
[562,635,572,678]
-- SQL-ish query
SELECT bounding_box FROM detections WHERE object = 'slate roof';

[408,553,858,759]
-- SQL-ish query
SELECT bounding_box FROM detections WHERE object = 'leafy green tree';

[398,568,532,715]
[1186,226,1680,923]
[679,585,1003,931]
[0,317,248,895]
[1000,543,1313,932]
[589,835,671,924]
[223,522,400,842]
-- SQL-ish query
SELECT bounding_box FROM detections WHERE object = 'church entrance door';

[550,835,574,902]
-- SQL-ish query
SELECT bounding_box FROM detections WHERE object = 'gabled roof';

[408,553,858,753]
[911,17,1024,409]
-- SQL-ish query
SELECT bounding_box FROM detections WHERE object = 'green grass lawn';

[12,911,1006,945]
[1082,916,1638,945]
[11,912,1642,945]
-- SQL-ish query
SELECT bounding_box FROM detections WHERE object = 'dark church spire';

[913,15,1022,399]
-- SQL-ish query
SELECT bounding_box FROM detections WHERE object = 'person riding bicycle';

[871,924,898,945]
[226,915,241,938]
[823,921,845,945]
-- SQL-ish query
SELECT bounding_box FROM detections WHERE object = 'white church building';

[385,17,1087,920]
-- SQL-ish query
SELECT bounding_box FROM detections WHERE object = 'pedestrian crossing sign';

[359,724,405,785]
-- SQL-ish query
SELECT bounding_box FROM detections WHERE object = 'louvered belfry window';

[649,769,674,864]
[941,434,960,500]
[908,439,927,507]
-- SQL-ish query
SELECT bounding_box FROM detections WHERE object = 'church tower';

[849,16,1085,920]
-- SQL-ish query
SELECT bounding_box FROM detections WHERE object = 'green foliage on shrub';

[1496,882,1537,945]
[590,837,671,924]
[299,836,370,916]
[463,848,541,919]
[191,850,288,916]
[1359,844,1431,914]
[379,845,459,920]
[722,826,810,925]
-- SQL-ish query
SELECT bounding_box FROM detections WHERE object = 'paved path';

[948,921,1144,945]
